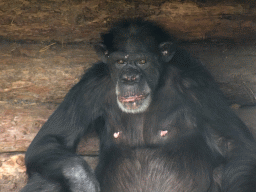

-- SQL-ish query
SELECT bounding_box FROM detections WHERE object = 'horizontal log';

[0,103,54,153]
[0,1,255,42]
[0,153,27,192]
[0,103,100,155]
[0,44,96,104]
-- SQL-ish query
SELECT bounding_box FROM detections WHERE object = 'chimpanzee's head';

[95,19,176,113]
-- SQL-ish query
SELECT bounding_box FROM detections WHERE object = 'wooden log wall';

[0,44,100,191]
[1,0,256,191]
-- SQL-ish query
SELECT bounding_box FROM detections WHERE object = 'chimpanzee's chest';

[107,127,174,148]
[97,122,218,192]
[104,107,195,148]
[97,109,218,192]
[97,145,216,192]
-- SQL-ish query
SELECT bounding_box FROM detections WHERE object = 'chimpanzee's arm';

[23,62,111,192]
[179,64,256,191]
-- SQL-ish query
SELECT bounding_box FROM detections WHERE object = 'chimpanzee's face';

[107,52,161,113]
[95,41,175,113]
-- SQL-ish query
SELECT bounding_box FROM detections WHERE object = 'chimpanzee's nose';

[121,70,141,84]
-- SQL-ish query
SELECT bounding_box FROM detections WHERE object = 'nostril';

[121,71,141,83]
[122,74,128,80]
[122,74,139,82]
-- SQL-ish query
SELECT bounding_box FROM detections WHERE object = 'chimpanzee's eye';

[117,59,125,64]
[138,59,146,64]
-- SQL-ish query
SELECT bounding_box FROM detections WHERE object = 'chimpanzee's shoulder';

[81,62,110,80]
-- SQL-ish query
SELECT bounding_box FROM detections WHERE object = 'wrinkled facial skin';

[108,52,161,113]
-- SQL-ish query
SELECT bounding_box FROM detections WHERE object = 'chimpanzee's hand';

[62,157,100,192]
[21,157,100,192]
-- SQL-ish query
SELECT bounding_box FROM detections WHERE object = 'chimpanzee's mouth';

[118,94,146,103]
[117,94,150,111]
[115,82,152,113]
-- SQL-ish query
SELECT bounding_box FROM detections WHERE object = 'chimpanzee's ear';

[94,43,109,63]
[159,42,176,63]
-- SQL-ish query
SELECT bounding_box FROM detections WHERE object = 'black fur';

[21,19,256,192]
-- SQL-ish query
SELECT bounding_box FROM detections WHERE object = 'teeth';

[119,94,146,103]
[124,101,138,110]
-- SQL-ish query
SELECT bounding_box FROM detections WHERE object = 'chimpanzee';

[21,19,256,192]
